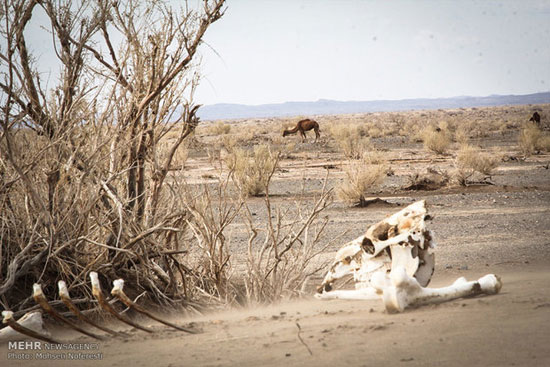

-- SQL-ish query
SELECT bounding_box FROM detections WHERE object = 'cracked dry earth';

[2,118,550,367]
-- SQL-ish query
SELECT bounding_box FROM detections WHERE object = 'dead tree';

[0,0,225,313]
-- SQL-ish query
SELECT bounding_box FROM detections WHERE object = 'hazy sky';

[194,0,550,106]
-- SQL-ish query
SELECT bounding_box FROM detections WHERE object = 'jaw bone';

[33,284,104,340]
[89,272,153,333]
[316,200,502,312]
[1,311,60,344]
[58,280,126,338]
[111,279,198,334]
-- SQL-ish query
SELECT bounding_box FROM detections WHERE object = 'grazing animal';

[283,119,320,142]
[529,112,541,126]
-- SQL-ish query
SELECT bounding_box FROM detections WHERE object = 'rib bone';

[89,272,153,333]
[111,279,198,334]
[2,310,60,344]
[33,284,104,340]
[58,280,125,337]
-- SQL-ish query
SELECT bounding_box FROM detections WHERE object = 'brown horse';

[282,119,320,142]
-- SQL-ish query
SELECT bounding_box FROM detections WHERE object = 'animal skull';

[316,200,502,312]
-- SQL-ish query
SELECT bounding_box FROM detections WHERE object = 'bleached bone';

[317,200,435,295]
[33,284,104,340]
[375,266,502,313]
[316,200,502,312]
[111,279,198,334]
[89,272,153,333]
[58,280,125,337]
[1,311,60,344]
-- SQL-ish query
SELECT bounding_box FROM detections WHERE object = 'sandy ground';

[2,107,550,366]
[1,263,549,367]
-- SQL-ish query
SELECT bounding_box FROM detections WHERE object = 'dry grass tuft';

[518,123,550,155]
[405,168,449,191]
[226,144,279,197]
[361,149,386,165]
[366,125,383,138]
[422,126,452,154]
[330,125,370,159]
[337,161,386,205]
[538,135,550,152]
[518,123,542,155]
[207,121,232,135]
[157,139,189,168]
[454,125,470,144]
[453,144,500,185]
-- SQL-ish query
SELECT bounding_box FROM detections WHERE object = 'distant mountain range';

[197,92,550,121]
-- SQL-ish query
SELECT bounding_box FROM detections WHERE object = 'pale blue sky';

[17,0,550,106]
[195,0,550,105]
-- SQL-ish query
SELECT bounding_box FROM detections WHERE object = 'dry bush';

[157,138,189,168]
[518,123,548,155]
[367,126,383,138]
[330,125,370,159]
[356,123,369,137]
[271,134,285,146]
[277,141,296,159]
[538,135,550,152]
[400,119,424,142]
[381,124,400,137]
[454,125,470,144]
[180,179,242,303]
[182,166,334,305]
[242,185,334,303]
[219,134,239,152]
[337,161,386,205]
[233,130,255,145]
[362,149,386,165]
[422,126,452,154]
[453,145,500,185]
[465,118,492,138]
[460,146,500,175]
[438,120,455,134]
[405,168,449,191]
[0,0,226,314]
[207,121,232,135]
[226,144,280,197]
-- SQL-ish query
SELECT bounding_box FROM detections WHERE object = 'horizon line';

[202,90,550,107]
